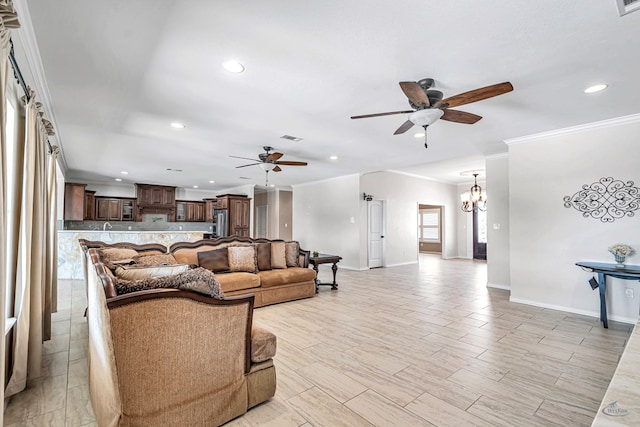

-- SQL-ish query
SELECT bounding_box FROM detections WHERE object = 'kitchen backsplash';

[63,219,213,232]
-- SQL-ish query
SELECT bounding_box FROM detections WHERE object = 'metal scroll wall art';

[563,177,640,223]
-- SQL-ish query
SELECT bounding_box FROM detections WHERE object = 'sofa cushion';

[256,243,272,271]
[133,253,177,266]
[257,267,316,288]
[285,242,299,267]
[215,272,261,293]
[228,246,258,273]
[114,267,225,299]
[251,324,277,363]
[197,248,230,273]
[114,264,191,281]
[270,241,287,269]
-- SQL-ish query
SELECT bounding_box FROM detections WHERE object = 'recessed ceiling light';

[584,84,608,94]
[329,155,338,160]
[223,60,245,73]
[120,171,128,175]
[209,180,215,184]
[414,132,425,138]
[270,184,275,187]
[193,185,199,189]
[115,178,122,182]
[170,122,185,129]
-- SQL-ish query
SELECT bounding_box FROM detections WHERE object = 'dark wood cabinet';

[135,184,175,208]
[95,197,123,221]
[176,201,206,222]
[64,183,87,220]
[84,190,96,220]
[217,195,251,237]
[204,199,217,222]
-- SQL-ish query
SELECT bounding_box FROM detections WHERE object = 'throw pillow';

[99,248,139,263]
[228,246,258,273]
[114,264,191,281]
[285,241,299,267]
[133,253,178,266]
[115,267,225,299]
[270,241,287,269]
[256,243,272,271]
[197,248,230,273]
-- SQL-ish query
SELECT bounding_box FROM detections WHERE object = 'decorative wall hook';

[563,177,640,222]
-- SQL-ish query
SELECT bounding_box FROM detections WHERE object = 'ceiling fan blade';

[273,166,282,172]
[267,152,283,161]
[274,161,307,166]
[440,109,482,124]
[351,110,414,119]
[235,163,261,168]
[399,81,430,107]
[393,120,415,135]
[230,155,260,162]
[437,82,513,109]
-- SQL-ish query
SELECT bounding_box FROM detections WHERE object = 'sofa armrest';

[298,248,310,268]
[251,323,277,363]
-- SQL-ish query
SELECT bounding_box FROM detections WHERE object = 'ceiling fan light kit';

[351,78,513,148]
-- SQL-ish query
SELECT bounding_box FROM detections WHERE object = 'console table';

[309,253,342,292]
[576,261,640,328]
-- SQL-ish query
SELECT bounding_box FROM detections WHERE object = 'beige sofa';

[168,237,317,307]
[81,241,278,426]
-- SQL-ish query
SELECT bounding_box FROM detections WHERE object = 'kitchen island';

[58,230,204,279]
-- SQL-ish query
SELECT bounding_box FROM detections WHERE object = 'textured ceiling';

[19,0,640,188]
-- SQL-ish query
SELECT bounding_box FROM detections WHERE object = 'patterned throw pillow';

[133,253,177,266]
[99,248,139,263]
[197,248,230,273]
[227,246,258,273]
[270,241,287,269]
[285,242,299,267]
[256,243,272,271]
[114,264,191,281]
[115,267,225,299]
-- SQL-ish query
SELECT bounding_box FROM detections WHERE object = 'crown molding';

[12,0,68,173]
[504,113,640,146]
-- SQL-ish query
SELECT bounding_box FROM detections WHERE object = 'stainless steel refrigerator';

[215,209,228,237]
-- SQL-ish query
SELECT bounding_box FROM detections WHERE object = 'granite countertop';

[58,230,201,233]
[592,319,640,426]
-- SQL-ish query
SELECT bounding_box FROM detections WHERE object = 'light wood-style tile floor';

[4,254,633,426]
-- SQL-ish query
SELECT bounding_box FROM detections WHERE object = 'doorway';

[418,204,443,254]
[473,208,487,260]
[367,199,385,268]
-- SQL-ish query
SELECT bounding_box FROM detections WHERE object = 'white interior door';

[368,200,384,268]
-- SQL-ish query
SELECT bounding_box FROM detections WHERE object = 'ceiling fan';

[230,146,307,173]
[351,78,513,147]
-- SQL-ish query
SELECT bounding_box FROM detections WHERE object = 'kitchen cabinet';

[84,190,96,220]
[176,201,206,222]
[121,198,136,221]
[216,195,251,237]
[135,184,176,208]
[64,183,86,220]
[95,197,123,221]
[204,199,217,222]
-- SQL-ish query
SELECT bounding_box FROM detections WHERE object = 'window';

[419,208,441,243]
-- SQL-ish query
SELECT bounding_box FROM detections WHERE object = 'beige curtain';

[4,92,52,397]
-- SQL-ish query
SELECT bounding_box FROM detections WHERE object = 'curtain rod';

[7,38,53,153]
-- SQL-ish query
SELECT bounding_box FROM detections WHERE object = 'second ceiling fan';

[351,78,513,141]
[230,146,308,172]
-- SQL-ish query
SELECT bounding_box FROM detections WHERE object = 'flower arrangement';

[608,244,635,257]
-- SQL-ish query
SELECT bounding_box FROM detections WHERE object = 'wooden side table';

[309,253,342,292]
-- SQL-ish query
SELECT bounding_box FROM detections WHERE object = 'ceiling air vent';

[280,135,303,142]
[617,0,640,16]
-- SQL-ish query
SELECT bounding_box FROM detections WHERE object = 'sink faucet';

[103,222,112,231]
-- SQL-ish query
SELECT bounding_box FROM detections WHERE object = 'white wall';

[456,182,473,259]
[292,175,361,269]
[508,115,640,323]
[360,171,460,265]
[486,154,510,289]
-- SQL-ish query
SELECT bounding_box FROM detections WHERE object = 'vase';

[614,253,626,268]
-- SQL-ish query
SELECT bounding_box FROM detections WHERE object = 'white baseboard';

[385,261,419,268]
[509,297,638,325]
[486,282,510,291]
[339,265,368,271]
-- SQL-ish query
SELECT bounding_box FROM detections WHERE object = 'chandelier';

[461,173,487,212]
